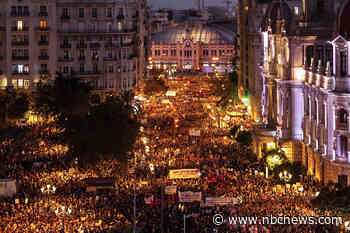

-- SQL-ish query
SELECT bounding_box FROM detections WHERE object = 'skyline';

[148,0,236,10]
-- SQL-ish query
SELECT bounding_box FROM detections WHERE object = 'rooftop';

[152,23,235,44]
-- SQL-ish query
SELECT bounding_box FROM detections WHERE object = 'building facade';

[239,0,350,185]
[149,22,235,73]
[0,0,148,92]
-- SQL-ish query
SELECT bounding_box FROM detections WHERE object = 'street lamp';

[41,184,56,194]
[279,170,292,193]
[55,205,72,231]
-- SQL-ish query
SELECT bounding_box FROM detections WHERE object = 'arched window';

[340,51,347,76]
[339,108,348,123]
[306,46,313,68]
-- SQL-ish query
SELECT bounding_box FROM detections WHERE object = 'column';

[290,83,304,140]
[266,77,276,128]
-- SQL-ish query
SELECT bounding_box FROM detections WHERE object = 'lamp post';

[41,184,56,195]
[54,205,72,231]
[279,170,292,193]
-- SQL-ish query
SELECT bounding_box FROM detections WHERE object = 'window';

[171,49,176,56]
[162,50,168,56]
[80,64,84,72]
[338,136,348,158]
[40,5,47,14]
[11,6,16,15]
[93,64,98,73]
[340,51,347,76]
[23,6,29,16]
[63,8,69,17]
[17,20,23,31]
[294,7,299,16]
[211,50,217,56]
[108,65,113,73]
[339,109,348,124]
[40,20,47,29]
[306,46,314,68]
[18,64,23,73]
[106,8,112,17]
[40,64,47,71]
[203,50,208,56]
[40,49,48,57]
[23,65,29,73]
[40,34,48,42]
[92,8,97,18]
[79,8,84,17]
[63,66,69,73]
[117,22,122,31]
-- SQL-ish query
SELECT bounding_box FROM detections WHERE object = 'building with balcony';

[0,0,149,92]
[239,0,350,185]
[149,22,235,73]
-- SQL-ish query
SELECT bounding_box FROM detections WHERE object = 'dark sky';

[148,0,230,10]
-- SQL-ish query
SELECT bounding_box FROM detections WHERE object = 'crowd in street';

[0,74,344,232]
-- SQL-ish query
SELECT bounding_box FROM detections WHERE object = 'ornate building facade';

[149,22,235,72]
[239,0,350,185]
[0,0,149,92]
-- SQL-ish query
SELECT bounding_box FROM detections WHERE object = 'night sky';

[148,0,235,10]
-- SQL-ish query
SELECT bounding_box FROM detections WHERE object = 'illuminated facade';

[240,0,350,185]
[149,22,235,72]
[0,0,148,92]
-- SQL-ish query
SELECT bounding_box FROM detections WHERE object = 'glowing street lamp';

[41,184,56,194]
[279,170,292,183]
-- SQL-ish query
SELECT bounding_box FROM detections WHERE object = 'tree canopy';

[0,87,29,128]
[34,73,140,169]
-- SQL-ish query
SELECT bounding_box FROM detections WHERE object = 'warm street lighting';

[279,170,292,183]
[54,205,72,216]
[41,184,56,194]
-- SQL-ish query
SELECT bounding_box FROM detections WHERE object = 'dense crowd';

[0,74,344,232]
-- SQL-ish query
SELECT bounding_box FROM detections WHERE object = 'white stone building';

[239,0,350,185]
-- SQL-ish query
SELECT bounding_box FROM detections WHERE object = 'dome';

[261,0,292,34]
[152,24,235,44]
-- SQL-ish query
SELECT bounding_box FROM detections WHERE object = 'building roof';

[152,24,235,44]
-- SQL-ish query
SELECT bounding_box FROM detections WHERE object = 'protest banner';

[169,169,200,179]
[178,191,202,202]
[164,185,177,195]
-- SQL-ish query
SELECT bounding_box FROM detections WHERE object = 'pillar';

[290,82,304,140]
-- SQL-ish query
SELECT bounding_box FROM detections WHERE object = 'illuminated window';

[117,22,122,31]
[17,21,23,31]
[24,65,29,73]
[40,20,47,29]
[294,7,299,15]
[18,64,24,73]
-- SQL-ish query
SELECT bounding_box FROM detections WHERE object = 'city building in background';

[238,0,350,185]
[150,9,173,33]
[0,0,149,92]
[149,21,235,73]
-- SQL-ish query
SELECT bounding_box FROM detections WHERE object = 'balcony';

[60,44,71,49]
[39,70,49,74]
[38,40,49,46]
[38,12,48,17]
[12,71,29,75]
[60,15,70,20]
[76,71,102,76]
[12,56,29,61]
[11,11,30,17]
[12,40,29,46]
[11,26,29,32]
[39,55,49,60]
[58,57,73,62]
[36,27,50,31]
[76,44,87,49]
[337,122,348,131]
[90,43,100,48]
[104,43,117,48]
[78,56,85,61]
[103,57,117,61]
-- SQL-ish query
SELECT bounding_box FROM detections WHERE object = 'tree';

[67,95,140,169]
[262,149,288,170]
[0,87,29,128]
[34,72,91,119]
[235,130,253,145]
[34,73,140,170]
